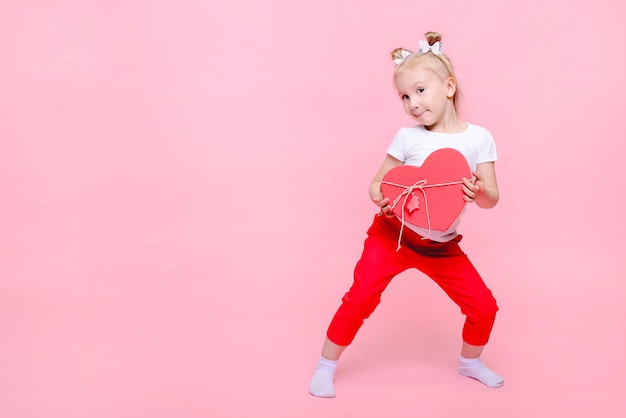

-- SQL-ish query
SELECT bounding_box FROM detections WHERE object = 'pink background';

[1,1,625,417]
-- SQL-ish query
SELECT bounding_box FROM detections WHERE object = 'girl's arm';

[369,154,403,213]
[462,161,499,208]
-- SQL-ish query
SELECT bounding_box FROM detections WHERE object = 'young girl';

[309,32,503,398]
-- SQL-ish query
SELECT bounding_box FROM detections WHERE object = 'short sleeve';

[476,128,498,164]
[386,128,407,162]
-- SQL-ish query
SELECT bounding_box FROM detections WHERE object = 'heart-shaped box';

[381,148,471,231]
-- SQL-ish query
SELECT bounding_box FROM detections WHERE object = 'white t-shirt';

[386,123,498,242]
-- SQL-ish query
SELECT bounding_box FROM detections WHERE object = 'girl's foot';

[308,356,337,398]
[458,356,504,388]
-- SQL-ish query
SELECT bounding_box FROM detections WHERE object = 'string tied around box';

[381,178,464,251]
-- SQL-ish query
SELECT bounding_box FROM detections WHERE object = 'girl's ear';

[446,77,457,98]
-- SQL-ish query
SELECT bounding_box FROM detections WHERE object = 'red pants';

[327,214,498,347]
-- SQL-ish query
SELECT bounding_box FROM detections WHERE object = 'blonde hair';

[391,31,462,111]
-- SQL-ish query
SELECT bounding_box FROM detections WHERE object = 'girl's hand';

[462,171,485,203]
[372,194,395,217]
[369,154,403,217]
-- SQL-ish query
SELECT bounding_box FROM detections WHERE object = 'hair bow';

[418,40,442,55]
[393,49,412,65]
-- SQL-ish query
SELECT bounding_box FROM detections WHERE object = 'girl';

[309,32,503,398]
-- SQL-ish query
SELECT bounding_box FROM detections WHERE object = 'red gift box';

[381,148,471,232]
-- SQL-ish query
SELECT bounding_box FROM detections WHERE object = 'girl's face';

[394,65,456,131]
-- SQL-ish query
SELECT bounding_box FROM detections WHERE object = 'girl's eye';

[417,87,425,93]
[402,94,409,100]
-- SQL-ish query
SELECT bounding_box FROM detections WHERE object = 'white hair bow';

[393,49,412,65]
[418,40,442,55]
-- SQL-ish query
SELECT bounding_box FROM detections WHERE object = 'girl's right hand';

[372,195,394,217]
[369,154,403,218]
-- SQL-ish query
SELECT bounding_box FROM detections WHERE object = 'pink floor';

[2,222,624,417]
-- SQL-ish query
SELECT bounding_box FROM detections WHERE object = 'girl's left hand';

[462,171,485,203]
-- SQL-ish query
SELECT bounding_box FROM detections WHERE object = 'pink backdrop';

[1,1,625,417]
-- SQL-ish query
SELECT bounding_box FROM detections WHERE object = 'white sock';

[308,356,337,398]
[458,356,504,388]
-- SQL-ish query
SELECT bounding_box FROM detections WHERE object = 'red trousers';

[326,214,498,347]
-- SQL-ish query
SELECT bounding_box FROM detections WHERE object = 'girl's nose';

[410,97,420,108]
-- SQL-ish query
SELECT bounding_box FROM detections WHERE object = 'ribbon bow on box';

[381,148,470,249]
